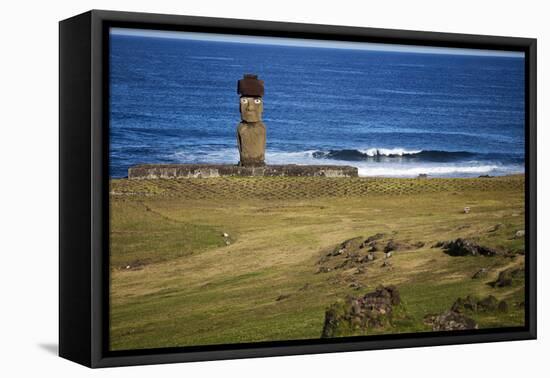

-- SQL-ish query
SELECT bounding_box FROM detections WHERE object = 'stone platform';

[128,164,358,179]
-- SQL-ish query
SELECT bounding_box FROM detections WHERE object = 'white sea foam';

[357,148,422,156]
[266,150,318,164]
[357,164,502,177]
[377,89,437,96]
[188,56,234,61]
[171,147,239,163]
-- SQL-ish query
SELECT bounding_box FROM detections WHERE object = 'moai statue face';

[239,96,263,123]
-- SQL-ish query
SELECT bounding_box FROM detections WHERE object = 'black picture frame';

[59,9,537,368]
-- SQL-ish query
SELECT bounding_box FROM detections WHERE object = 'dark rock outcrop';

[318,235,379,271]
[492,266,525,287]
[451,295,479,313]
[424,311,478,331]
[487,223,503,233]
[318,235,426,273]
[384,239,414,253]
[435,238,499,257]
[364,233,385,244]
[384,240,399,253]
[451,295,508,314]
[425,293,510,331]
[321,286,402,338]
[472,268,489,279]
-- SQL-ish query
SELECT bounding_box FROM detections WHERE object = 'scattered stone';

[426,292,512,332]
[487,223,503,233]
[319,236,383,271]
[343,237,365,249]
[121,259,148,271]
[383,239,412,253]
[494,272,512,287]
[222,232,229,238]
[276,294,291,301]
[477,295,499,312]
[358,238,380,252]
[354,267,366,275]
[364,233,385,244]
[424,311,478,331]
[367,243,378,252]
[463,207,471,214]
[321,286,402,338]
[334,260,352,270]
[381,260,393,269]
[498,300,509,313]
[349,282,363,290]
[514,230,525,239]
[492,266,524,287]
[384,240,398,253]
[413,241,425,248]
[225,240,231,246]
[451,294,508,314]
[316,266,331,274]
[472,268,489,279]
[319,235,412,273]
[354,256,366,264]
[436,238,499,257]
[451,295,478,313]
[328,237,364,257]
[364,285,401,306]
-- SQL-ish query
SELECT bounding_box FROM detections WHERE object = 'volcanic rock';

[436,238,499,257]
[321,286,402,338]
[492,266,524,287]
[424,311,478,331]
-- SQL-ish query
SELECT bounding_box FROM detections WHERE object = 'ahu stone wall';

[128,164,358,179]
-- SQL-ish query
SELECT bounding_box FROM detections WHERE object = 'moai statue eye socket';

[240,98,248,104]
[254,98,262,104]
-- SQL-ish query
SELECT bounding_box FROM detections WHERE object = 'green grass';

[109,175,525,350]
[110,201,225,268]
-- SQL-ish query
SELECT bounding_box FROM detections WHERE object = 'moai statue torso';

[236,74,266,167]
[237,121,266,166]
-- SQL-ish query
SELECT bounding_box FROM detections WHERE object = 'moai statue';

[236,74,266,166]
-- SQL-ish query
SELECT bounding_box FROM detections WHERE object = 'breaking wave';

[166,147,523,178]
[311,148,477,162]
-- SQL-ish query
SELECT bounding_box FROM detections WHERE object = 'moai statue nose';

[236,74,267,167]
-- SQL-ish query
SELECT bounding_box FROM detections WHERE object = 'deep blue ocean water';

[109,33,525,178]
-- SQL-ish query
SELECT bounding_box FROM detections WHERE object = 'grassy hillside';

[109,175,525,350]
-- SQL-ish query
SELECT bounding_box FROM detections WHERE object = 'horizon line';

[111,27,524,58]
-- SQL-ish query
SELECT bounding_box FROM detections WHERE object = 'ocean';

[109,33,525,178]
